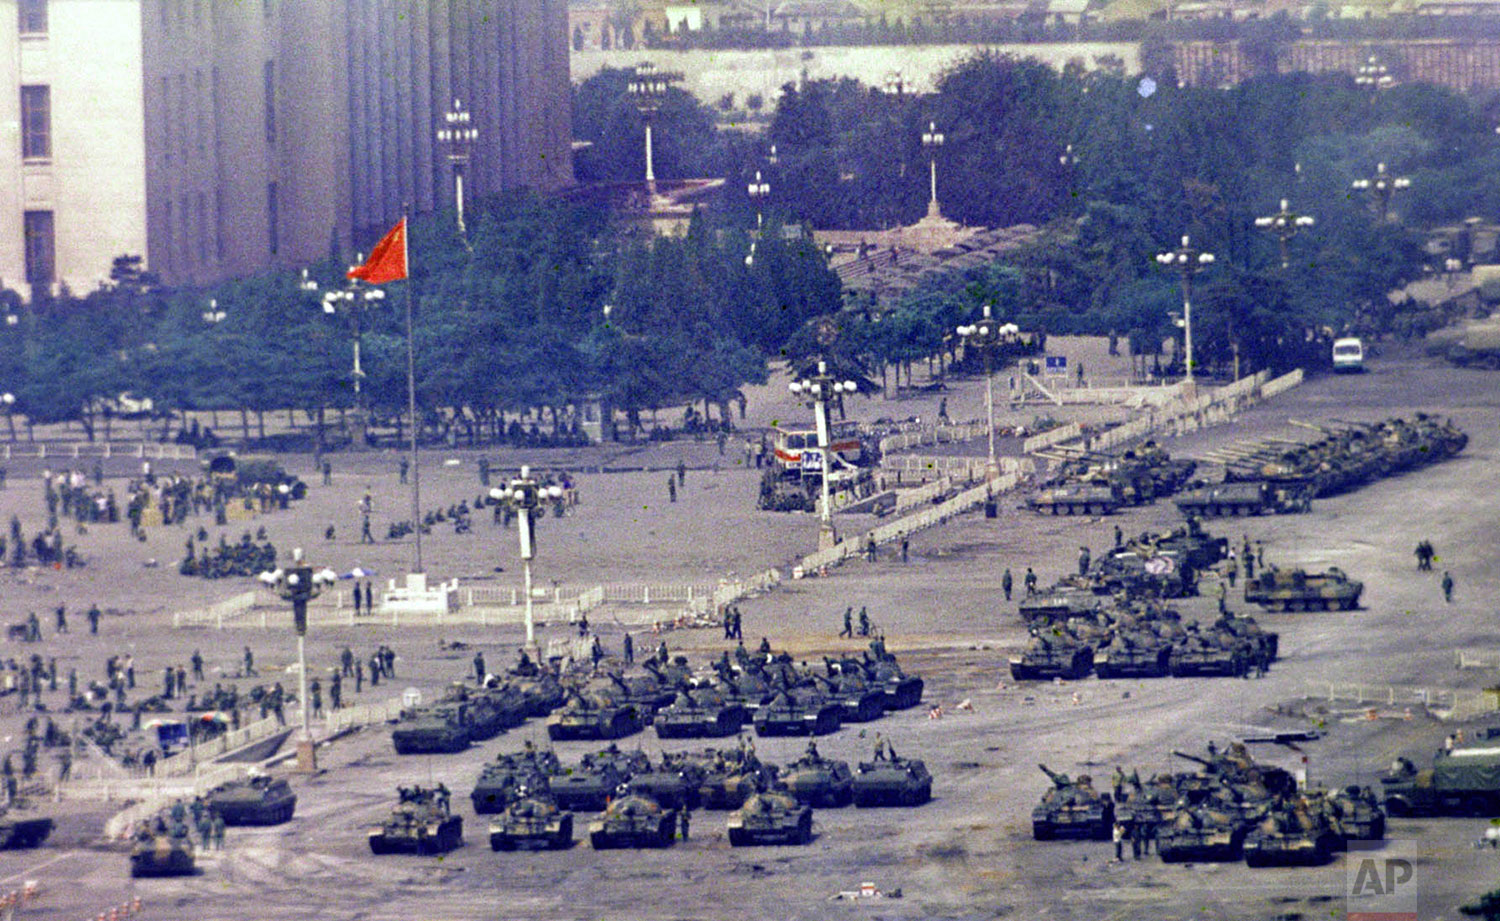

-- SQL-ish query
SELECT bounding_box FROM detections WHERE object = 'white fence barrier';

[1302,681,1496,721]
[0,442,197,461]
[1456,649,1500,669]
[172,591,260,628]
[1022,423,1082,454]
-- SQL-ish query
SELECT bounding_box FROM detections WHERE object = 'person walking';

[398,458,409,484]
[676,461,686,487]
[87,604,100,634]
[1002,568,1013,602]
[858,608,871,638]
[901,537,910,564]
[667,477,677,503]
[191,650,204,682]
[1442,570,1455,603]
[1226,551,1238,587]
[353,582,363,616]
[1023,567,1038,597]
[839,607,853,638]
[54,605,67,634]
[1113,821,1126,861]
[322,460,332,486]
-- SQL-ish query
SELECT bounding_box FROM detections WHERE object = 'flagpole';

[403,210,422,574]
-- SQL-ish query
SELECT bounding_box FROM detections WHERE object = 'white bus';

[1332,337,1365,373]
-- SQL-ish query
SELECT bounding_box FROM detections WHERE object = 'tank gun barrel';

[1038,763,1068,785]
[1172,751,1213,767]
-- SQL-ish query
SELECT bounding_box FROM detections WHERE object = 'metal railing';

[0,442,197,461]
[1302,681,1497,721]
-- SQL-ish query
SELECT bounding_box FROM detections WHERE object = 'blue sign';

[1044,355,1068,374]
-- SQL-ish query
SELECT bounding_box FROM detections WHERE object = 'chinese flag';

[347,218,408,284]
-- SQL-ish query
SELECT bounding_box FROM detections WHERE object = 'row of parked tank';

[1028,442,1198,516]
[365,738,933,854]
[1032,741,1385,867]
[1177,414,1467,518]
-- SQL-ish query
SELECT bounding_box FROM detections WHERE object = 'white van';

[1332,337,1365,373]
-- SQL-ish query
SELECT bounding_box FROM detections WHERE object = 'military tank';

[1167,628,1250,678]
[1242,803,1342,867]
[587,792,678,849]
[487,791,573,851]
[727,790,814,846]
[368,786,463,855]
[1028,483,1121,516]
[130,827,196,877]
[1157,801,1253,862]
[815,671,887,723]
[866,654,925,710]
[470,748,563,814]
[1174,481,1310,518]
[0,806,52,849]
[1243,566,1362,611]
[782,747,854,808]
[391,703,471,754]
[1009,632,1093,681]
[1018,587,1103,625]
[1093,629,1172,679]
[753,688,843,737]
[852,751,932,807]
[1031,765,1113,839]
[697,748,779,810]
[653,688,748,739]
[551,745,651,812]
[627,753,706,810]
[507,670,566,717]
[545,689,646,742]
[1329,785,1386,842]
[204,774,297,825]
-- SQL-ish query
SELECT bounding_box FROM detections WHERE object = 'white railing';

[1302,681,1496,721]
[0,442,197,461]
[172,591,260,628]
[1456,649,1500,669]
[877,421,991,454]
[600,583,712,605]
[1023,423,1082,454]
[893,477,951,512]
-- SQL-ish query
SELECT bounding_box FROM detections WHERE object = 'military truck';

[487,792,573,851]
[588,792,678,849]
[1174,481,1311,518]
[368,786,463,855]
[1382,746,1500,816]
[727,790,814,846]
[204,775,297,825]
[130,827,196,877]
[1031,765,1113,840]
[852,753,932,807]
[1027,483,1121,516]
[1243,566,1362,612]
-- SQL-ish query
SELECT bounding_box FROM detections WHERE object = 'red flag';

[347,218,408,284]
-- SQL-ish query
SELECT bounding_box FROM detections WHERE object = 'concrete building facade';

[0,0,572,300]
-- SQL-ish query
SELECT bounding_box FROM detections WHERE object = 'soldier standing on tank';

[1002,569,1013,601]
[1217,580,1228,615]
[1256,541,1265,571]
[1442,571,1455,603]
[840,607,853,638]
[873,733,889,761]
[1112,766,1125,802]
[1078,546,1091,577]
[1024,567,1038,597]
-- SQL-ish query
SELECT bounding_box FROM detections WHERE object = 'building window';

[20,85,50,160]
[23,211,55,287]
[214,187,225,260]
[196,192,207,263]
[267,181,279,255]
[161,76,171,162]
[19,0,47,35]
[194,70,204,157]
[263,60,275,144]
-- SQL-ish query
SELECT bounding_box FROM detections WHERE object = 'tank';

[727,790,814,846]
[587,792,678,849]
[551,745,651,812]
[627,753,706,810]
[204,775,296,825]
[1018,587,1103,625]
[653,688,748,739]
[1174,481,1310,517]
[1157,802,1252,862]
[487,792,573,851]
[753,688,842,737]
[1168,629,1250,678]
[782,748,854,808]
[815,672,887,723]
[0,807,52,849]
[1009,633,1093,681]
[391,703,471,755]
[1028,483,1121,516]
[130,828,196,877]
[470,749,564,814]
[866,655,924,710]
[1031,765,1113,839]
[1093,629,1172,679]
[1329,785,1386,841]
[1243,804,1342,867]
[368,786,463,855]
[852,753,932,807]
[545,690,646,742]
[695,747,778,810]
[1086,549,1194,599]
[508,671,566,717]
[1243,566,1363,612]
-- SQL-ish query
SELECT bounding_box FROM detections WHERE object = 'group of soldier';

[143,797,226,851]
[337,644,399,695]
[837,606,875,639]
[179,530,278,579]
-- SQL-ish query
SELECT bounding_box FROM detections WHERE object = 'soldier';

[623,632,634,665]
[354,659,364,693]
[858,608,871,638]
[57,749,71,783]
[1114,525,1123,549]
[341,646,354,677]
[873,733,890,762]
[322,460,332,486]
[865,536,878,562]
[676,460,686,487]
[1226,551,1238,588]
[901,536,909,563]
[473,651,486,684]
[163,667,175,699]
[329,671,342,710]
[369,655,381,687]
[310,679,322,717]
[1415,540,1434,571]
[243,646,255,677]
[1024,567,1038,597]
[191,650,204,683]
[1112,766,1126,802]
[1002,568,1013,602]
[398,458,409,485]
[806,739,820,761]
[353,582,363,616]
[212,812,226,850]
[1217,580,1228,615]
[839,607,853,638]
[679,808,690,841]
[656,641,669,665]
[1442,570,1455,604]
[1078,546,1091,577]
[54,604,66,634]
[87,604,100,634]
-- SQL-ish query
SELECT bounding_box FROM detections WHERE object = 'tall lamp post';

[258,548,337,772]
[922,121,945,221]
[789,361,858,551]
[748,170,770,232]
[303,267,385,450]
[1254,199,1316,270]
[1351,162,1410,222]
[956,304,1012,480]
[628,62,680,197]
[435,98,479,236]
[487,466,568,654]
[1355,56,1394,91]
[1154,235,1215,385]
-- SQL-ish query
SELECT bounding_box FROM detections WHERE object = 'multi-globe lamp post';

[957,304,1015,480]
[258,548,338,772]
[789,362,858,551]
[487,466,568,654]
[748,170,770,232]
[922,121,945,220]
[1351,163,1410,223]
[627,62,680,197]
[1254,199,1316,270]
[1154,236,1215,384]
[301,267,385,450]
[435,98,479,235]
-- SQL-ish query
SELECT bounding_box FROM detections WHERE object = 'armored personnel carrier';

[368,786,463,855]
[0,806,52,849]
[130,827,195,877]
[1243,566,1362,611]
[1031,765,1113,839]
[727,790,814,846]
[653,688,748,739]
[753,688,843,737]
[204,775,296,825]
[587,792,678,849]
[1028,483,1121,516]
[470,748,563,814]
[1009,632,1093,681]
[545,689,646,742]
[551,745,651,812]
[1242,803,1342,867]
[783,747,854,807]
[1093,629,1172,679]
[391,703,471,755]
[1018,587,1103,625]
[1174,481,1309,518]
[852,752,932,807]
[487,791,573,851]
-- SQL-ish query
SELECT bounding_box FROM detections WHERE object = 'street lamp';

[435,98,480,236]
[1355,56,1395,91]
[922,121,945,220]
[1154,235,1215,384]
[202,298,226,325]
[1058,143,1077,167]
[303,267,385,449]
[956,304,1013,480]
[883,70,906,98]
[748,170,770,232]
[1351,162,1410,222]
[627,62,681,196]
[0,392,15,442]
[1254,198,1316,269]
[487,466,568,653]
[258,547,338,772]
[789,361,858,551]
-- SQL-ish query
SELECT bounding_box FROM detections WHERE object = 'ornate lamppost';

[748,170,770,232]
[435,98,479,235]
[957,304,1013,480]
[258,548,338,772]
[1154,235,1215,384]
[487,466,569,654]
[922,121,945,221]
[302,267,385,449]
[627,62,680,197]
[789,361,858,550]
[1254,199,1316,270]
[1351,162,1410,223]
